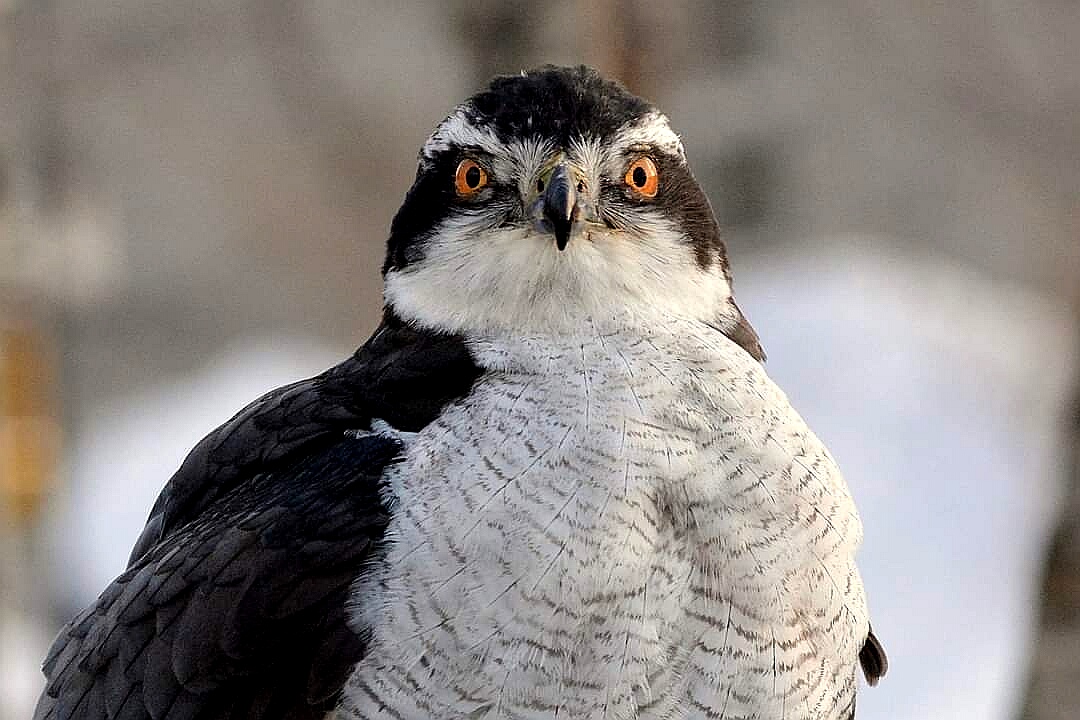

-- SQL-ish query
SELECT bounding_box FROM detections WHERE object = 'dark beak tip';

[542,164,575,251]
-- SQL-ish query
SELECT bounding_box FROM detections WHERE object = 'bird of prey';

[36,65,886,720]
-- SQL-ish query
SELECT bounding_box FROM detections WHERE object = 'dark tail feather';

[859,628,888,686]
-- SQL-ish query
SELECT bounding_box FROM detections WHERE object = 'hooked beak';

[541,163,575,251]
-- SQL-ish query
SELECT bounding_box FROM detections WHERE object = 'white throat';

[383,221,734,337]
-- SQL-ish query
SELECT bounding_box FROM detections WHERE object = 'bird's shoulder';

[129,310,481,565]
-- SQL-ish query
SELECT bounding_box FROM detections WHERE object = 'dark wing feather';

[36,311,481,720]
[845,630,886,720]
[36,434,394,720]
[859,627,888,686]
[708,299,766,363]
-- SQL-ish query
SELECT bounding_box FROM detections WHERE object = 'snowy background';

[3,2,1079,719]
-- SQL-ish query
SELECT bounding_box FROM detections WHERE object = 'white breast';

[340,317,869,720]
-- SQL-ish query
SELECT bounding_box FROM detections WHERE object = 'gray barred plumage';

[342,316,867,720]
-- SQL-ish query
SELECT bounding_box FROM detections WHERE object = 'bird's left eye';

[624,156,659,198]
[454,159,489,197]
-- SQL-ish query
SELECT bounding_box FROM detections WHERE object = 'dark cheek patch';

[384,152,522,273]
[384,157,457,273]
[638,154,728,272]
[385,148,507,273]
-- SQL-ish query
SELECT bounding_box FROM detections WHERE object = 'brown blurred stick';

[1022,371,1080,719]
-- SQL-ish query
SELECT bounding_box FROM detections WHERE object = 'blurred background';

[2,1,1079,719]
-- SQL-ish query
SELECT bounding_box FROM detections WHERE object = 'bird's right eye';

[454,159,489,197]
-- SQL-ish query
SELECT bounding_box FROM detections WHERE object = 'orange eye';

[454,159,488,197]
[624,156,659,198]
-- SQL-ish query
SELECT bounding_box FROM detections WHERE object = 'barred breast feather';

[341,316,869,720]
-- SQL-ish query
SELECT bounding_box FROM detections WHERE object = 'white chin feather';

[383,219,734,337]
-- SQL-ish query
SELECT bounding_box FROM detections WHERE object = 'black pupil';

[632,166,648,187]
[465,165,482,188]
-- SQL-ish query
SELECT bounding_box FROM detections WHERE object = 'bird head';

[383,65,762,359]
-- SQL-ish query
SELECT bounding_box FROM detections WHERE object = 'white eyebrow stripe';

[612,112,685,158]
[422,109,504,159]
[425,112,556,187]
